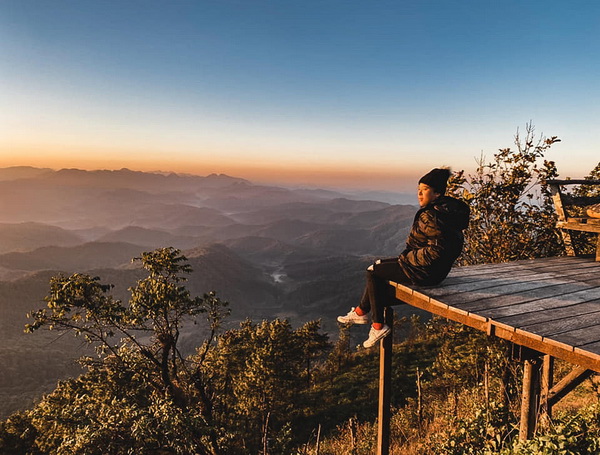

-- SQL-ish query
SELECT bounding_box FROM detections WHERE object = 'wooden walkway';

[391,255,600,372]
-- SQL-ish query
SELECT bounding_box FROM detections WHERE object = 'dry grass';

[314,374,600,454]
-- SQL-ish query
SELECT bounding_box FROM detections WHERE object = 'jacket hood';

[430,195,470,230]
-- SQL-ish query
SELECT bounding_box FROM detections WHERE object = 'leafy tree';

[195,318,330,452]
[21,247,230,455]
[20,353,215,455]
[3,247,335,454]
[0,411,40,455]
[575,162,600,196]
[448,123,562,264]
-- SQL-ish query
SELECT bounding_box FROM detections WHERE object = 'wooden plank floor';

[390,256,600,372]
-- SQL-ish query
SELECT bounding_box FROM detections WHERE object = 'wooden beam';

[556,221,600,234]
[547,366,594,407]
[549,183,569,222]
[377,307,394,455]
[548,179,600,186]
[494,324,600,373]
[565,196,600,206]
[560,229,576,256]
[393,281,600,372]
[550,182,576,253]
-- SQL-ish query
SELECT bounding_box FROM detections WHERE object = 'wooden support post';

[539,355,554,427]
[519,356,543,441]
[377,307,394,455]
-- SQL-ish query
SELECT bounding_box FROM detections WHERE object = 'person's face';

[417,183,440,207]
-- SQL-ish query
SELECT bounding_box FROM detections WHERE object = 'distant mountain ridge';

[0,167,355,227]
[39,167,250,191]
[0,166,53,181]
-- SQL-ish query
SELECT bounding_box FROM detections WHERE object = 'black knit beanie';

[418,168,451,195]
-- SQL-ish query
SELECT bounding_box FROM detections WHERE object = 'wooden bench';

[548,179,600,261]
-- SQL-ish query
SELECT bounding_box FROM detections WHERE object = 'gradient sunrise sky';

[1,0,599,191]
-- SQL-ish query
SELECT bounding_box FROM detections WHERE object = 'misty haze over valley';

[0,166,419,418]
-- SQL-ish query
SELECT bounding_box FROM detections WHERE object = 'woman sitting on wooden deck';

[338,168,470,347]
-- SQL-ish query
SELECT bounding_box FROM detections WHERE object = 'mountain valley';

[0,166,418,418]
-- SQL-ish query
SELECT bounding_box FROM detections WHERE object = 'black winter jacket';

[398,195,470,286]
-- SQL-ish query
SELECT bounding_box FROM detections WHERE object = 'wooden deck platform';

[390,255,600,372]
[375,256,600,453]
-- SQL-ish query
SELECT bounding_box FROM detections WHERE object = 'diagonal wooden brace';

[547,366,594,408]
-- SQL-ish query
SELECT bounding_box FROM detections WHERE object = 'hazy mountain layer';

[0,223,83,254]
[0,242,150,274]
[0,166,418,418]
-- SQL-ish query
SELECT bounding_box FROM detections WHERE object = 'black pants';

[358,257,411,324]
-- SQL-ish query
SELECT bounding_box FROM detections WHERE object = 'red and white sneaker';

[363,325,391,348]
[337,307,369,325]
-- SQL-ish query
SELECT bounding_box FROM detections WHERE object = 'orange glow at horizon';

[0,144,423,192]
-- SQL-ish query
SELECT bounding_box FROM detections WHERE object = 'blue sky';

[1,0,599,190]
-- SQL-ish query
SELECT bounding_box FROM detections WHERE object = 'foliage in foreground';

[0,248,334,454]
[502,404,600,455]
[3,289,600,454]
